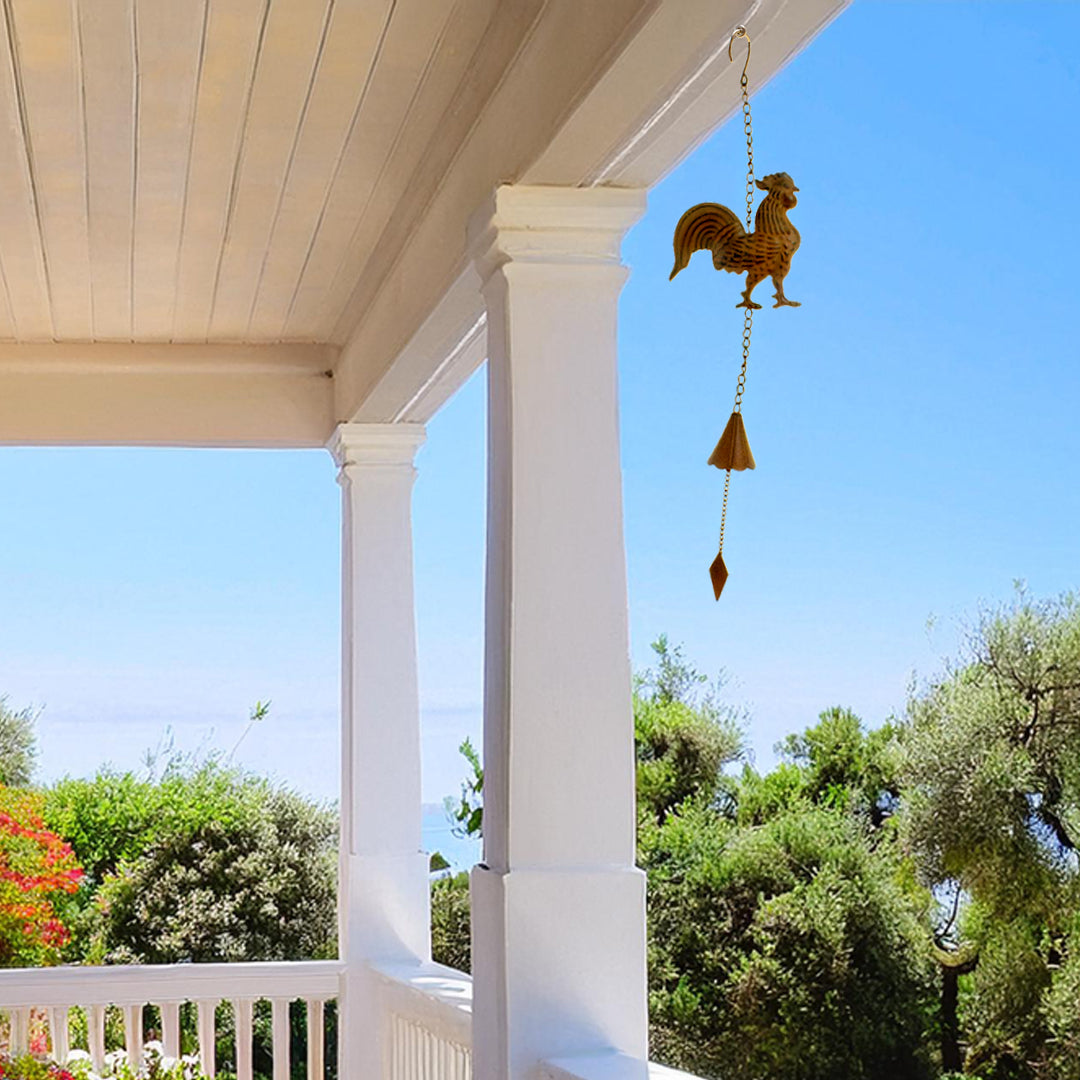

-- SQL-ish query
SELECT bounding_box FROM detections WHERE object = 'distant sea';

[422,802,481,872]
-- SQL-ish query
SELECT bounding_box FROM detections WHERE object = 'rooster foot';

[736,298,762,310]
[773,296,801,308]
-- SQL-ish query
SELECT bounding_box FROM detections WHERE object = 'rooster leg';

[771,274,801,308]
[736,272,764,310]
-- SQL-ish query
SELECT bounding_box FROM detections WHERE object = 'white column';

[468,186,649,1080]
[327,422,429,1080]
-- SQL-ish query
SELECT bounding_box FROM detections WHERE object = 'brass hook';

[728,25,751,82]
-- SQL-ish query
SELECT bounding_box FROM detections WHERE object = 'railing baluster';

[48,1007,70,1064]
[124,1004,144,1067]
[196,1001,217,1079]
[159,1002,181,1060]
[11,1006,29,1055]
[234,1000,254,1080]
[305,999,324,1080]
[87,1004,106,1073]
[271,999,290,1080]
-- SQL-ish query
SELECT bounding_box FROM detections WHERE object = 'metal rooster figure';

[669,172,801,309]
[668,27,802,601]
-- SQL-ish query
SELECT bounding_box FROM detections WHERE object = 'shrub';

[430,873,471,972]
[89,785,336,964]
[0,787,83,966]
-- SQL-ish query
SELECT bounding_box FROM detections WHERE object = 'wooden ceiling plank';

[206,0,333,341]
[246,0,392,342]
[171,0,268,343]
[283,0,477,341]
[131,0,208,340]
[328,0,552,345]
[0,0,51,339]
[7,0,92,339]
[78,0,135,341]
[320,0,499,344]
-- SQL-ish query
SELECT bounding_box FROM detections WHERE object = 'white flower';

[66,1051,92,1064]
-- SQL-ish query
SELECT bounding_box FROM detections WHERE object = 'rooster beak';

[793,186,800,192]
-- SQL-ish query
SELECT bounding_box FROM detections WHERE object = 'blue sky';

[1,2,1078,808]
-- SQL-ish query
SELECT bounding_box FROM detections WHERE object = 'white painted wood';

[196,1001,217,1078]
[76,0,135,340]
[159,1002,181,1060]
[270,999,289,1080]
[87,1004,107,1073]
[469,186,649,1080]
[0,961,342,1009]
[123,1004,143,1067]
[171,0,267,341]
[283,0,468,341]
[326,423,430,1080]
[246,0,390,341]
[11,1005,29,1055]
[131,0,207,340]
[6,0,93,339]
[234,1000,254,1080]
[0,0,51,341]
[305,998,324,1080]
[207,0,331,339]
[48,1006,69,1063]
[0,343,335,447]
[349,266,486,426]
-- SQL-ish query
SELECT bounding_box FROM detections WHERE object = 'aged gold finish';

[668,173,801,310]
[708,410,755,470]
[667,25,803,599]
[709,549,729,601]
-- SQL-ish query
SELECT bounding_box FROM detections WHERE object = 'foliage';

[0,787,83,965]
[0,1057,76,1080]
[0,698,37,786]
[443,739,483,840]
[641,800,935,1080]
[635,636,745,822]
[43,760,273,892]
[430,871,471,972]
[86,783,336,964]
[901,590,1080,1078]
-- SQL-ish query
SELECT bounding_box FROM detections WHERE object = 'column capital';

[327,422,426,470]
[468,185,647,280]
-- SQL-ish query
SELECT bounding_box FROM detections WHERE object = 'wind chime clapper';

[668,24,803,600]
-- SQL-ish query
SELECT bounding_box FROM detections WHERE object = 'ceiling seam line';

[0,0,57,340]
[167,0,211,344]
[243,0,337,342]
[278,0,397,342]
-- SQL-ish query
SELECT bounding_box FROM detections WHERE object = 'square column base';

[470,865,649,1080]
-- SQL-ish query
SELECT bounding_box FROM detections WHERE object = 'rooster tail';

[669,202,744,280]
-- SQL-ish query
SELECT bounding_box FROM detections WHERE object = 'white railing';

[371,961,472,1080]
[0,960,343,1080]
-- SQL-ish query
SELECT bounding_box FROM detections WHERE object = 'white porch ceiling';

[0,0,848,445]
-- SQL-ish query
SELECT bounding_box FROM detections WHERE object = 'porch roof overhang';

[0,0,847,448]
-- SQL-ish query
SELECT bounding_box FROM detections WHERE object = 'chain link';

[719,30,755,554]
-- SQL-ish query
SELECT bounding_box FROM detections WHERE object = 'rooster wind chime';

[669,26,802,600]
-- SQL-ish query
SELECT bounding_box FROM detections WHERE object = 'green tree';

[0,697,37,786]
[635,636,745,822]
[641,802,935,1080]
[901,589,1080,1078]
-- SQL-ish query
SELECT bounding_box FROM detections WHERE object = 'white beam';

[0,343,337,447]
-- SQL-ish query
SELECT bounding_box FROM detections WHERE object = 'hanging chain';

[720,28,755,553]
